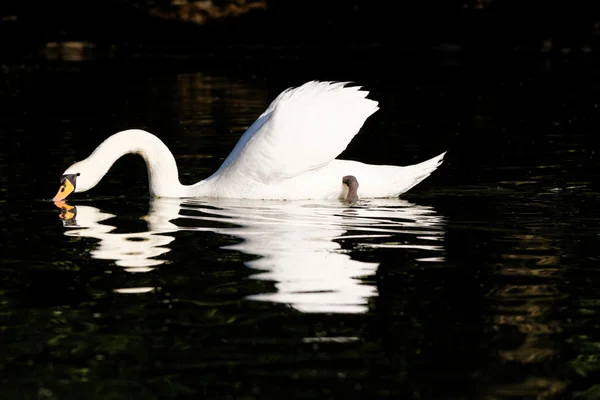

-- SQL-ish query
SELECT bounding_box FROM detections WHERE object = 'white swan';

[52,81,446,202]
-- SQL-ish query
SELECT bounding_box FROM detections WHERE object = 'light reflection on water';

[485,232,568,397]
[55,198,446,313]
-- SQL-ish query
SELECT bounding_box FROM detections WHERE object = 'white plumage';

[54,81,446,201]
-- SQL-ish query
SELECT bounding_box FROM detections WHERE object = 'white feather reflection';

[55,198,446,313]
[57,203,175,273]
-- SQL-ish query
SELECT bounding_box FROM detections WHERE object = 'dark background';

[1,0,599,61]
[2,2,600,399]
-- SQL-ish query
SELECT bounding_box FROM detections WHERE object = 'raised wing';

[212,81,379,184]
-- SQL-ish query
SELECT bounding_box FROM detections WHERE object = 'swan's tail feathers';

[396,151,447,195]
[409,151,446,174]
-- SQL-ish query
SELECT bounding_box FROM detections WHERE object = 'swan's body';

[53,81,446,201]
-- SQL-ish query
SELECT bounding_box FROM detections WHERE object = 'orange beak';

[53,178,75,202]
[53,200,76,220]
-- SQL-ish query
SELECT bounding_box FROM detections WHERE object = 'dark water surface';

[1,51,600,399]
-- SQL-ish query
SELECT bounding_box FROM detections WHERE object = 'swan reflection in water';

[54,198,446,313]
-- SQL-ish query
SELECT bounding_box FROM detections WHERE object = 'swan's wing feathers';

[221,81,379,183]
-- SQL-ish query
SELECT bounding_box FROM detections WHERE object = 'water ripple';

[55,198,446,314]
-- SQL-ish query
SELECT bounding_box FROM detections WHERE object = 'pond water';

[1,50,600,399]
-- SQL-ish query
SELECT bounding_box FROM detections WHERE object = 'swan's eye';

[76,173,80,176]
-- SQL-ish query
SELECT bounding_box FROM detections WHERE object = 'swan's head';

[52,160,99,201]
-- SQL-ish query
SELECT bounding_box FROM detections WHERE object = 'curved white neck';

[82,129,196,197]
